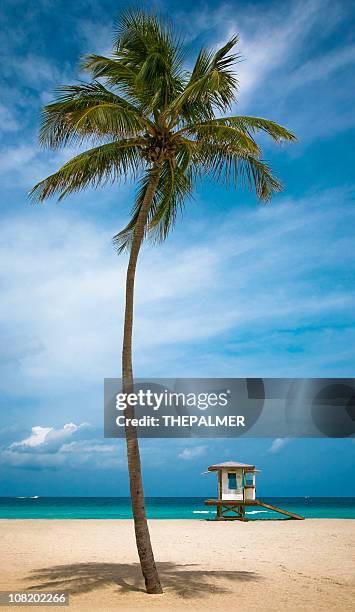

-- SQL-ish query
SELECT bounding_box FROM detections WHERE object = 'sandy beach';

[0,519,354,611]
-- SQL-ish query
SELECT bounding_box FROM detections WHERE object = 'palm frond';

[80,55,138,97]
[40,82,151,148]
[166,36,239,123]
[195,142,282,201]
[83,11,185,112]
[115,10,184,80]
[113,146,194,252]
[30,140,144,202]
[148,149,194,242]
[177,122,260,155]
[209,116,297,143]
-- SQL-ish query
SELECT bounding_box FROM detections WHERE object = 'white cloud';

[0,143,85,188]
[0,104,19,133]
[10,422,89,453]
[11,426,52,449]
[77,18,114,56]
[268,438,290,454]
[1,422,123,470]
[179,445,207,460]
[0,144,37,174]
[5,54,73,90]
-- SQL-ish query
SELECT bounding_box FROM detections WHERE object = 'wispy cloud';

[286,44,355,90]
[10,55,69,87]
[0,104,20,134]
[268,438,290,454]
[0,144,38,175]
[178,445,207,460]
[77,18,114,56]
[0,186,354,402]
[175,0,354,139]
[177,0,340,98]
[226,0,343,104]
[0,143,84,188]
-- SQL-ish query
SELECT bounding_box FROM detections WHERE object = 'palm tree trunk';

[122,162,163,594]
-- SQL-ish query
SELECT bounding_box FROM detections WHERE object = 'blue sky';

[0,0,354,497]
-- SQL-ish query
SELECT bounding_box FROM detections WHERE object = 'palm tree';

[31,10,296,594]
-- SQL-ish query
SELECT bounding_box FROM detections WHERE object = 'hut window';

[228,473,237,489]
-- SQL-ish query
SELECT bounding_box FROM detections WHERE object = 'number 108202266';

[0,592,69,606]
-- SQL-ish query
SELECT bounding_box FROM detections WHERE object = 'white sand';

[1,519,354,611]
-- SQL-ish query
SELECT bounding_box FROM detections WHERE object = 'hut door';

[228,473,237,490]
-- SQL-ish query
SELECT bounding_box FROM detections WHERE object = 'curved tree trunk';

[122,162,163,594]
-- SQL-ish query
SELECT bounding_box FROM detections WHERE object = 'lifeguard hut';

[205,460,304,520]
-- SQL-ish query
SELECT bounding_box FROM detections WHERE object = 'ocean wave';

[245,510,269,514]
[16,496,39,499]
[193,510,210,514]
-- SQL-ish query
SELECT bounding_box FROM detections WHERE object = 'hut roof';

[208,461,255,471]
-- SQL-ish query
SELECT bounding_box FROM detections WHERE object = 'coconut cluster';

[140,133,181,164]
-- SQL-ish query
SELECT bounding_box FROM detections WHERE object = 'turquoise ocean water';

[0,497,354,519]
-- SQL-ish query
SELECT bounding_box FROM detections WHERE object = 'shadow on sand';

[26,561,260,598]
